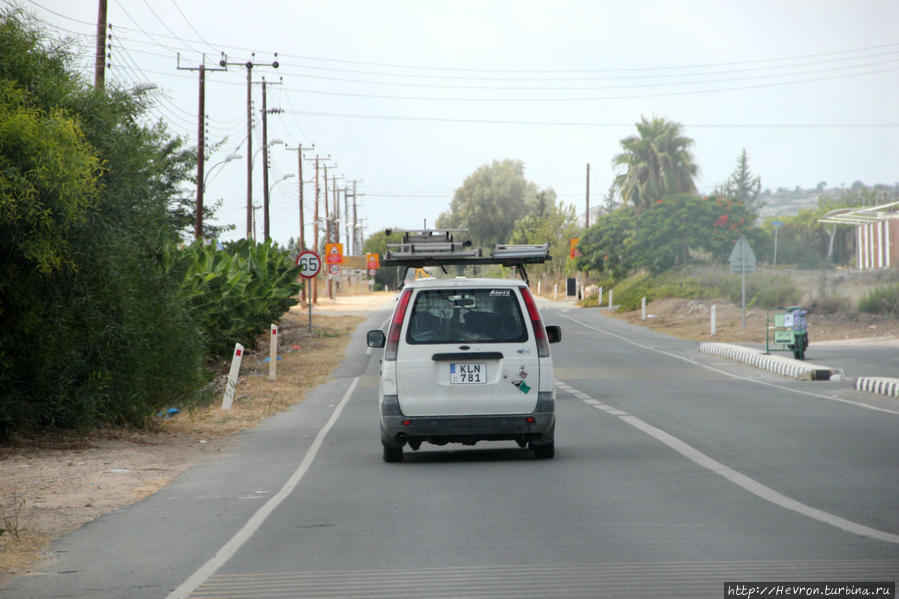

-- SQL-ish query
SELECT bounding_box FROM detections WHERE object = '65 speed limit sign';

[295,251,322,279]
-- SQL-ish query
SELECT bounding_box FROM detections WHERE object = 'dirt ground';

[0,291,392,585]
[606,297,899,344]
[2,289,896,585]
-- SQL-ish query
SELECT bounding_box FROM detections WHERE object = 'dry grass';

[162,311,363,439]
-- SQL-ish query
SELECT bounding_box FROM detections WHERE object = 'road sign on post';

[296,251,322,278]
[325,243,343,265]
[729,235,756,328]
[366,253,380,270]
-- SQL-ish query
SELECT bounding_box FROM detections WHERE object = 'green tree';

[509,190,579,281]
[575,207,637,280]
[363,229,404,290]
[436,159,539,247]
[720,149,762,214]
[0,8,206,437]
[612,116,698,212]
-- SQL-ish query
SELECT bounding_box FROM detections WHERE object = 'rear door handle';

[431,352,503,361]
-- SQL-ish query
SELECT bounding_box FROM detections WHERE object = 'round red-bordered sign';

[295,251,322,279]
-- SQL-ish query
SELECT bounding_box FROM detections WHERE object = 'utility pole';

[346,179,363,255]
[219,53,279,240]
[94,0,108,88]
[585,162,591,229]
[344,185,350,252]
[178,54,226,241]
[311,154,333,304]
[286,144,315,303]
[254,77,282,241]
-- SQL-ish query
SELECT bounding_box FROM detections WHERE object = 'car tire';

[533,442,554,460]
[383,444,403,463]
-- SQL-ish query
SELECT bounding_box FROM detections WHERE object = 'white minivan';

[367,277,561,462]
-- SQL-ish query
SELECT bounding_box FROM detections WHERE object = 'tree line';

[0,9,299,439]
[369,114,877,289]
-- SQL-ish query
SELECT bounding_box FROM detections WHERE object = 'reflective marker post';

[222,343,244,410]
[269,324,278,380]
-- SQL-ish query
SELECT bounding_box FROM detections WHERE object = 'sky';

[17,0,899,251]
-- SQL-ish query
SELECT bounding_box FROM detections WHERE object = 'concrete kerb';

[855,377,899,398]
[699,342,844,382]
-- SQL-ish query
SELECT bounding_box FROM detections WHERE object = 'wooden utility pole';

[94,0,108,88]
[219,53,279,240]
[585,162,591,229]
[254,77,282,241]
[346,179,363,255]
[287,144,315,302]
[178,54,225,240]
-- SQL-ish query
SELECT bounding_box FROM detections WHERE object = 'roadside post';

[729,235,756,328]
[221,343,244,410]
[711,305,717,336]
[296,250,322,331]
[641,296,646,320]
[269,324,278,380]
[772,221,783,266]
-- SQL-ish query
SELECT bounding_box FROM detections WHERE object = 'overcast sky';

[21,0,899,249]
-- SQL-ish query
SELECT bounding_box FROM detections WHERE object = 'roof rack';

[381,229,551,286]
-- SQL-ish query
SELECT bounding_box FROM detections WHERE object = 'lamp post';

[197,153,242,240]
[203,153,243,191]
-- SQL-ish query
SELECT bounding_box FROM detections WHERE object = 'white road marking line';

[557,313,899,415]
[559,378,899,545]
[166,376,361,599]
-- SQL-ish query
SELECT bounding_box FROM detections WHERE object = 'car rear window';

[406,288,528,344]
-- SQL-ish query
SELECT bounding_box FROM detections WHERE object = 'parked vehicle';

[366,230,561,462]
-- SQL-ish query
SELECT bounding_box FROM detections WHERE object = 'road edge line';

[166,376,360,599]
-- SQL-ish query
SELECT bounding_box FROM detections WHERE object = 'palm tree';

[612,116,699,212]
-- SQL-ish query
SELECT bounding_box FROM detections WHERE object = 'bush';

[858,284,899,316]
[177,240,303,356]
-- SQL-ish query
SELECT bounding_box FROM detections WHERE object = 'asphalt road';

[747,336,899,380]
[6,304,898,599]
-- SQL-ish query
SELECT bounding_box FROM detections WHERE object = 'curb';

[699,342,844,381]
[855,377,899,398]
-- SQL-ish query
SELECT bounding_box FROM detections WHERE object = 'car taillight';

[385,288,412,361]
[520,286,550,358]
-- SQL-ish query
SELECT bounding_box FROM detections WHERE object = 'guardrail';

[699,342,843,381]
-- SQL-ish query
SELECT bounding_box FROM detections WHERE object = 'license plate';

[450,362,486,384]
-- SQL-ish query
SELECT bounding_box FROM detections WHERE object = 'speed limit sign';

[295,251,322,279]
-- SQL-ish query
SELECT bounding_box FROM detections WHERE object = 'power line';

[24,2,898,80]
[287,109,899,129]
[275,63,898,103]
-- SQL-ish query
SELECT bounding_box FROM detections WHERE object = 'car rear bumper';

[381,411,555,447]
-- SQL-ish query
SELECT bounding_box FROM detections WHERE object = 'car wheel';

[533,442,554,460]
[383,444,403,462]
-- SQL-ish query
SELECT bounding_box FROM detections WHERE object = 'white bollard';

[269,324,278,380]
[598,286,603,305]
[609,290,613,308]
[537,281,542,295]
[554,284,558,301]
[711,305,717,336]
[641,297,646,320]
[222,343,244,410]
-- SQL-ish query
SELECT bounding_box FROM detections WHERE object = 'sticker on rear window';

[489,289,511,296]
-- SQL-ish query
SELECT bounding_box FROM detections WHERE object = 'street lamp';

[203,153,243,191]
[130,82,158,94]
[269,173,295,194]
[252,139,284,168]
